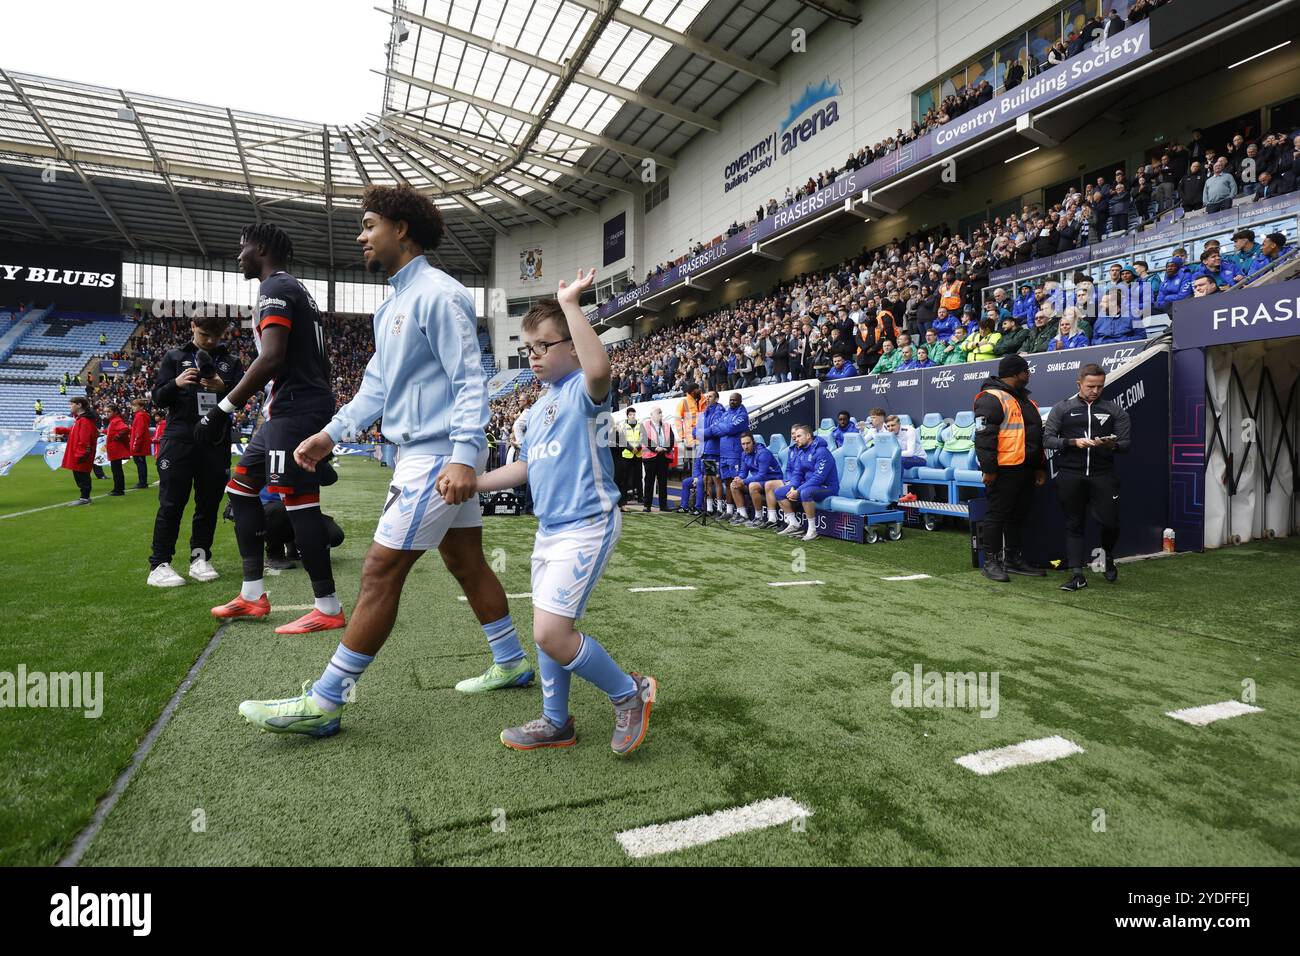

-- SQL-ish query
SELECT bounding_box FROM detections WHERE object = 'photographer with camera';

[146,316,244,588]
[1043,363,1131,592]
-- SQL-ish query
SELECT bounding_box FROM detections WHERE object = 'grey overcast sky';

[1,0,389,124]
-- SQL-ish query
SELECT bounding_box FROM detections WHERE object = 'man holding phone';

[1043,363,1131,591]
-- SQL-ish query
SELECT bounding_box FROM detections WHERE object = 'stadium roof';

[0,1,845,277]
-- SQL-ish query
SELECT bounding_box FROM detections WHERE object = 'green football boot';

[239,681,343,738]
[454,658,535,694]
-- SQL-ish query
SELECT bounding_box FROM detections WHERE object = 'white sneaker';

[148,563,186,588]
[777,521,801,536]
[802,525,820,542]
[189,558,219,582]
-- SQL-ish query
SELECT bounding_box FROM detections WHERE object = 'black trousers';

[980,465,1035,558]
[133,455,149,486]
[110,459,125,494]
[623,456,642,503]
[150,437,230,568]
[642,454,669,510]
[1056,471,1121,571]
[92,464,105,479]
[73,470,91,500]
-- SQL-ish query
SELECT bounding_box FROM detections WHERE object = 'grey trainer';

[501,715,576,750]
[611,672,657,755]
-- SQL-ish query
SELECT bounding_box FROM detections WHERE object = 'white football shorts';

[529,509,621,619]
[373,448,488,552]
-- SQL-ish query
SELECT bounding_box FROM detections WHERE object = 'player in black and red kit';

[197,223,344,634]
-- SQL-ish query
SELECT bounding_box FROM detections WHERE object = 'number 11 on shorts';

[269,449,286,474]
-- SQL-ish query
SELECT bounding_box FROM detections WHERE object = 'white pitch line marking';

[616,797,812,859]
[766,579,825,588]
[955,735,1085,776]
[458,592,533,601]
[0,480,159,520]
[883,574,932,581]
[627,586,697,593]
[1166,700,1263,726]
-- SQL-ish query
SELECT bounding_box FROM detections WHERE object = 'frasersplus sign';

[600,168,869,317]
[1172,277,1300,350]
[600,22,1154,320]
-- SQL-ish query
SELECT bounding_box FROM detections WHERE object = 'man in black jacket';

[1043,363,1132,590]
[1179,162,1206,212]
[147,316,244,587]
[973,354,1047,582]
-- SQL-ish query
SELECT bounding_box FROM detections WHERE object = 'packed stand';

[622,1,1185,292]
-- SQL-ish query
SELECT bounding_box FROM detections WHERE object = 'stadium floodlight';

[1228,40,1290,69]
[393,19,410,43]
[332,140,349,154]
[116,107,135,121]
[1003,146,1040,164]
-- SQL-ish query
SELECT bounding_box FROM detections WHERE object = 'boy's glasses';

[517,337,572,359]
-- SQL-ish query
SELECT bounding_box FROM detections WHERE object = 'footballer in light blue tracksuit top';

[477,268,658,755]
[238,184,531,740]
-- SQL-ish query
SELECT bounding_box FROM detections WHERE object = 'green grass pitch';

[1,455,1297,866]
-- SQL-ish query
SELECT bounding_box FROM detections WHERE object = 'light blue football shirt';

[521,368,618,534]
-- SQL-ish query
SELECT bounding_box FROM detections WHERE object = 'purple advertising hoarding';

[1171,277,1300,351]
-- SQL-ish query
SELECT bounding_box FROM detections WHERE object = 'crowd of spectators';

[80,308,377,435]
[628,1,1186,290]
[585,117,1298,407]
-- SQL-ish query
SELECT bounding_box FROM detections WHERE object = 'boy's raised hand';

[557,268,595,309]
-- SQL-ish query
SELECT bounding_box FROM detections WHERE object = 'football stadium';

[1,0,1299,908]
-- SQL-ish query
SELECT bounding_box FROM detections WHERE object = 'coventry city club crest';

[545,402,558,425]
[391,313,405,336]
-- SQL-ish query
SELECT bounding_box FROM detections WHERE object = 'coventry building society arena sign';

[724,79,843,193]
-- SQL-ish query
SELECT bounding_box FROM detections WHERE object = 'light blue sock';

[564,633,636,703]
[483,614,525,666]
[538,646,572,728]
[311,644,374,712]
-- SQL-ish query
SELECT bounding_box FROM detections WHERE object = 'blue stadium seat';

[827,441,874,515]
[754,434,766,445]
[905,412,946,482]
[818,417,833,432]
[897,414,914,429]
[841,431,866,458]
[949,411,983,485]
[774,444,789,471]
[767,433,788,457]
[866,432,904,505]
